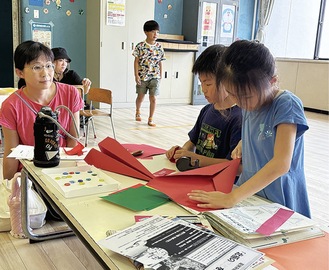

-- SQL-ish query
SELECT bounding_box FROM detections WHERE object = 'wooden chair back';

[87,88,113,106]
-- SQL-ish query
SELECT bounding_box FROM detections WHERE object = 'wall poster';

[106,0,126,26]
[220,4,235,39]
[31,21,53,47]
[201,2,217,47]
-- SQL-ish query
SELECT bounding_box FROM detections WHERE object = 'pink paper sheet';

[122,144,166,159]
[256,208,294,236]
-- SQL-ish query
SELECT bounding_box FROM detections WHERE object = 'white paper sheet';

[8,144,90,160]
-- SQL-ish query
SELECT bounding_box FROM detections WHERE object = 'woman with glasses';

[0,40,84,181]
[18,47,91,95]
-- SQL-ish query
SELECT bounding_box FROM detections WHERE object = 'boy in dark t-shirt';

[166,45,241,167]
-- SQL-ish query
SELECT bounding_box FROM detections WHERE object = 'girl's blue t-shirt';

[237,90,311,217]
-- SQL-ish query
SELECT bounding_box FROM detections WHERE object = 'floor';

[0,104,328,270]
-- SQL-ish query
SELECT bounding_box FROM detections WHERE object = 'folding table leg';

[20,169,75,242]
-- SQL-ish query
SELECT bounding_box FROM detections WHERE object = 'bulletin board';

[20,0,87,78]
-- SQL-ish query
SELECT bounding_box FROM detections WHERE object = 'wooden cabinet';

[158,51,195,104]
[276,59,329,112]
[86,0,155,107]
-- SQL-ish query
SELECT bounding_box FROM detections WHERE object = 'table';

[19,155,329,270]
[20,155,190,270]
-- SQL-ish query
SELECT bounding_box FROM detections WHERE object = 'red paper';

[84,137,240,212]
[147,159,241,212]
[63,141,84,156]
[98,137,154,180]
[84,148,153,181]
[153,168,176,177]
[122,143,166,159]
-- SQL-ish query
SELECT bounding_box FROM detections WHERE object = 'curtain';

[255,0,275,43]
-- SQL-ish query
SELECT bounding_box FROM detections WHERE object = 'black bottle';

[33,106,60,167]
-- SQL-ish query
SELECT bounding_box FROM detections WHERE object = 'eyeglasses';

[29,63,55,73]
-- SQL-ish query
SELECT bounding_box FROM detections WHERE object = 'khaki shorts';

[136,78,160,96]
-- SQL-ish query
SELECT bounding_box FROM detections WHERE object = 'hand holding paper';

[147,158,241,212]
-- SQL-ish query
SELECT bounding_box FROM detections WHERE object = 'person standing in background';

[133,20,165,127]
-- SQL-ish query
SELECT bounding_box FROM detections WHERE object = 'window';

[264,0,328,59]
[316,0,329,59]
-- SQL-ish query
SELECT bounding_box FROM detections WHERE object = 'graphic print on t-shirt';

[195,123,221,158]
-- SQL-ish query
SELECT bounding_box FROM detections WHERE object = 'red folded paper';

[84,137,240,212]
[147,159,241,212]
[84,137,154,181]
[63,141,84,156]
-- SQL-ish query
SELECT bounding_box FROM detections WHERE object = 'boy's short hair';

[143,20,160,32]
[192,44,226,75]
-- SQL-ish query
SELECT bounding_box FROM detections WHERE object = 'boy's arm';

[166,140,194,160]
[159,61,163,79]
[134,57,141,85]
[175,149,230,167]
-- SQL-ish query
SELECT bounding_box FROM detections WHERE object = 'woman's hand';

[188,190,237,209]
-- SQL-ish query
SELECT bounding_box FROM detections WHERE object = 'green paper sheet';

[100,185,170,211]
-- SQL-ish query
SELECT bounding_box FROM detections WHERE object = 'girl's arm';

[66,110,80,147]
[82,78,92,95]
[188,123,297,208]
[231,140,243,174]
[2,127,20,180]
[231,140,242,159]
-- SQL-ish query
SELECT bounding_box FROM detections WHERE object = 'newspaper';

[98,216,263,270]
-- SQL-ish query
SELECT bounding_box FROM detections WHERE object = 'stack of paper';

[98,216,264,270]
[203,203,324,249]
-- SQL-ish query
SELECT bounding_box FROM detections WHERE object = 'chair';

[79,87,116,147]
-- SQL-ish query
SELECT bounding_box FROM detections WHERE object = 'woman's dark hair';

[143,20,160,32]
[217,40,276,109]
[192,44,226,76]
[14,40,54,70]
